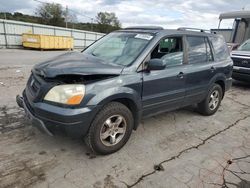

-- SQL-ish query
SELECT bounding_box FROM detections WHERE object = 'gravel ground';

[0,49,250,188]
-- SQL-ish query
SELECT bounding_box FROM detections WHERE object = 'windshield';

[84,32,154,66]
[238,40,250,51]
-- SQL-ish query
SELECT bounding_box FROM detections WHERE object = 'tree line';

[0,3,121,33]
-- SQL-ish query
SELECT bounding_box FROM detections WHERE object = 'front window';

[84,32,154,66]
[150,36,183,67]
[238,40,250,51]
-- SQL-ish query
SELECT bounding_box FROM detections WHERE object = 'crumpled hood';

[33,51,124,78]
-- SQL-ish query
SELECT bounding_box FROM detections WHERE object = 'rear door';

[183,36,216,106]
[142,36,186,116]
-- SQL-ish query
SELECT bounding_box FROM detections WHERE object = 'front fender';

[87,86,142,109]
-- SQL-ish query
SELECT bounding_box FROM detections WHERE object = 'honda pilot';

[17,26,233,154]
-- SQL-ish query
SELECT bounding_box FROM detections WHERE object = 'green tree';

[0,11,120,33]
[96,12,121,33]
[36,3,65,27]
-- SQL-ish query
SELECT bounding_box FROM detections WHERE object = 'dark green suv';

[17,27,233,154]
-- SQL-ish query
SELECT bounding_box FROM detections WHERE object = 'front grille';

[26,73,45,102]
[26,73,55,103]
[27,74,42,96]
[232,57,250,68]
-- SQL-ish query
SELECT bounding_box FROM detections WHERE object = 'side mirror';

[147,59,166,71]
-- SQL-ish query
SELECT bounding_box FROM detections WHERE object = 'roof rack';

[177,27,212,33]
[124,26,164,30]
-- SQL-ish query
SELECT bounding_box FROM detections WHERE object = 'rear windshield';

[209,36,230,61]
[84,32,154,66]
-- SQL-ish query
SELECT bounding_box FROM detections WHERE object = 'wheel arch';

[209,74,226,99]
[214,80,225,98]
[110,98,142,130]
[97,95,142,130]
[87,88,142,131]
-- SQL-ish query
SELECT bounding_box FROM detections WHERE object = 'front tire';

[198,84,223,116]
[85,102,134,155]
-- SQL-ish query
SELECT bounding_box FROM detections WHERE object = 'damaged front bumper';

[16,95,53,136]
[16,92,100,137]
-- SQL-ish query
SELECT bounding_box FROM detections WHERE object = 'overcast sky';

[1,0,250,29]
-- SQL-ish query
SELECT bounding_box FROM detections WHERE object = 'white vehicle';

[212,11,250,48]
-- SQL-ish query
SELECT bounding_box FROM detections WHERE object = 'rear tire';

[198,84,223,116]
[85,102,134,155]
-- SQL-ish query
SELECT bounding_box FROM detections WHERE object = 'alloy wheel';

[209,90,220,110]
[100,115,127,146]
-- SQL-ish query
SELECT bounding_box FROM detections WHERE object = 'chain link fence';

[0,19,105,49]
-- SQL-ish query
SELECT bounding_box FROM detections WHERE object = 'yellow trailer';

[22,33,73,50]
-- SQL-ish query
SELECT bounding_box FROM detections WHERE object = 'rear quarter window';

[186,36,207,64]
[209,36,230,61]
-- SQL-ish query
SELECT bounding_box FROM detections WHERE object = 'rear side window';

[209,36,230,61]
[186,36,207,64]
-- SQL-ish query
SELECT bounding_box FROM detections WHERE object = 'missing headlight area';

[52,74,119,84]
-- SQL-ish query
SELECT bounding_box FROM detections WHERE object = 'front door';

[142,36,186,117]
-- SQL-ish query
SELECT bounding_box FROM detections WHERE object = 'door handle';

[211,66,216,72]
[177,72,184,79]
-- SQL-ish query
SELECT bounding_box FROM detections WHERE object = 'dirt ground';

[0,49,250,188]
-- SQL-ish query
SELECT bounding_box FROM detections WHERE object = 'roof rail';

[124,26,164,30]
[177,27,212,33]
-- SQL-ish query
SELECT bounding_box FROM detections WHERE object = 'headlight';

[44,84,85,105]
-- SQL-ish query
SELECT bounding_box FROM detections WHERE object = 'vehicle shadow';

[26,106,199,158]
[0,89,227,160]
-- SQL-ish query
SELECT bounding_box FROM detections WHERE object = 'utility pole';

[91,18,94,31]
[65,5,68,28]
[4,12,7,20]
[33,0,95,30]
